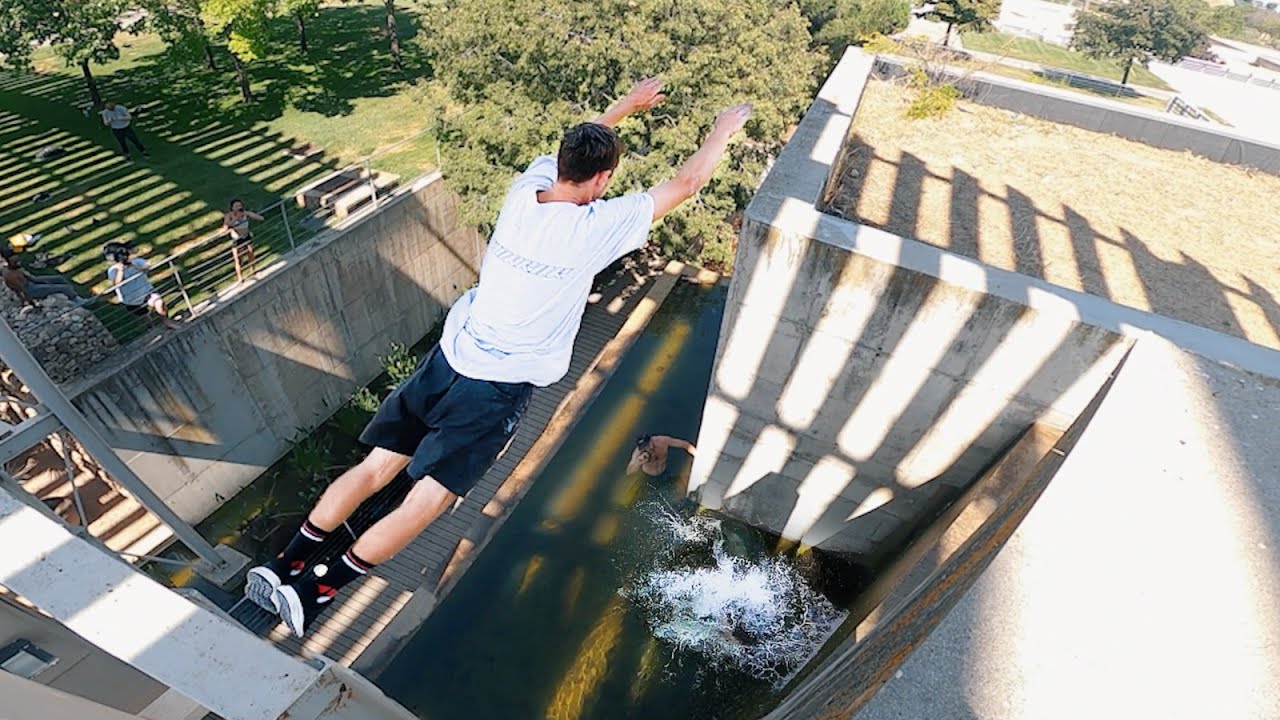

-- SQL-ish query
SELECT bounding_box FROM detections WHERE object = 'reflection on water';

[376,283,864,720]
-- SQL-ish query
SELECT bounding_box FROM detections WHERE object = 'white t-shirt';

[440,155,654,386]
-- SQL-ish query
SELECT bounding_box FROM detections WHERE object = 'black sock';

[313,545,376,591]
[266,519,329,578]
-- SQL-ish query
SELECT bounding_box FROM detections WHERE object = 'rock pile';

[0,290,120,383]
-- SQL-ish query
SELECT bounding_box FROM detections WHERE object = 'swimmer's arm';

[654,436,696,455]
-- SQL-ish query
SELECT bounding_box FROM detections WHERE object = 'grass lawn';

[961,31,1174,91]
[0,0,439,294]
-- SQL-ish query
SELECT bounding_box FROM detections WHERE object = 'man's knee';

[400,477,457,516]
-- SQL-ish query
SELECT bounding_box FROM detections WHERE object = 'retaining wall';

[66,176,483,522]
[690,48,1280,561]
[873,55,1280,174]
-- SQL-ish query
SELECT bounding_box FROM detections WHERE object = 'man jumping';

[245,77,752,638]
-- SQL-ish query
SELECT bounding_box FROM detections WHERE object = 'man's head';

[557,123,622,200]
[5,255,20,270]
[103,101,116,110]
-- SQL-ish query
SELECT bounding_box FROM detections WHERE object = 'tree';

[384,0,402,71]
[1071,0,1208,85]
[800,0,912,58]
[278,0,317,54]
[420,0,822,269]
[202,0,274,102]
[926,0,1000,45]
[145,0,221,71]
[0,0,126,106]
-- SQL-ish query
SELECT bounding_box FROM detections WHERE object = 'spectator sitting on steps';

[3,255,80,307]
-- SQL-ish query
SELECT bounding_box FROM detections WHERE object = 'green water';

[376,283,862,720]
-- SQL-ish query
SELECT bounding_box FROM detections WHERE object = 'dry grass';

[826,80,1280,350]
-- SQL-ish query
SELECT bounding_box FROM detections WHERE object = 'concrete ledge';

[747,47,1280,381]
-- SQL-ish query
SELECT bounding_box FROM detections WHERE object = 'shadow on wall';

[52,181,481,523]
[688,211,1125,571]
[823,136,1280,350]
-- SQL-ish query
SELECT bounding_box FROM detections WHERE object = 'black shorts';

[359,345,533,495]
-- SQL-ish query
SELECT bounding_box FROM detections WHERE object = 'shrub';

[905,83,961,119]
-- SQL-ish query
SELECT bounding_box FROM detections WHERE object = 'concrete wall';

[66,176,483,522]
[690,48,1280,559]
[873,56,1280,174]
[0,593,165,714]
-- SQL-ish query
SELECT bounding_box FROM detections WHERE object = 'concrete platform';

[858,336,1280,719]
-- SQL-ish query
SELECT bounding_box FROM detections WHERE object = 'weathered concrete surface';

[857,336,1280,720]
[66,176,482,522]
[690,50,1127,558]
[703,47,1280,718]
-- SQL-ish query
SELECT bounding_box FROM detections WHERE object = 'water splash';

[626,503,845,686]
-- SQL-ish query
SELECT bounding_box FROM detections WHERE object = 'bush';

[380,341,419,391]
[905,83,961,119]
[329,387,379,439]
[288,431,334,504]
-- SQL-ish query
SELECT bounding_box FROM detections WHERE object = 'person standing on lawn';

[243,76,753,639]
[100,101,150,161]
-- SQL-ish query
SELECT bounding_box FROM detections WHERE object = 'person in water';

[627,434,696,477]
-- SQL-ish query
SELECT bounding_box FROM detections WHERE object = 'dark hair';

[228,198,244,211]
[635,434,653,450]
[557,123,622,184]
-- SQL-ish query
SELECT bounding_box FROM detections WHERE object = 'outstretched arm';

[655,435,697,455]
[648,103,752,221]
[593,77,666,129]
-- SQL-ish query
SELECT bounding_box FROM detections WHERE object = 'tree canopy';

[419,0,822,269]
[925,0,1000,44]
[0,0,126,104]
[1071,0,1208,85]
[800,0,912,58]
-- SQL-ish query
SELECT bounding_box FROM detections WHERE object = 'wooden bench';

[332,172,401,221]
[293,168,370,210]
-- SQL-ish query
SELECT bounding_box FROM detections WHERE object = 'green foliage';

[0,0,125,72]
[905,83,961,119]
[1071,0,1208,84]
[380,341,419,390]
[143,0,214,65]
[926,0,1000,39]
[329,387,379,439]
[419,0,822,270]
[1203,4,1247,36]
[802,0,912,57]
[287,430,333,503]
[202,0,275,62]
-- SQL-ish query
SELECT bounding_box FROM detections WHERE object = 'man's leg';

[242,448,408,610]
[123,126,149,156]
[111,128,131,159]
[273,477,456,637]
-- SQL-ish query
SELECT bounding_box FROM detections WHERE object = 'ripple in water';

[625,503,845,687]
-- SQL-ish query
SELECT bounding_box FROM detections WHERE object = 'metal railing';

[12,130,439,379]
[1165,95,1210,122]
[1179,57,1280,91]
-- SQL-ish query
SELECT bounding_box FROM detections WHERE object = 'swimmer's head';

[629,435,654,474]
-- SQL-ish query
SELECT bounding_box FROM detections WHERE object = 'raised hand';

[713,102,752,136]
[625,77,667,112]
